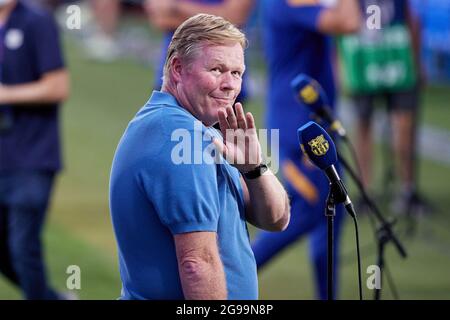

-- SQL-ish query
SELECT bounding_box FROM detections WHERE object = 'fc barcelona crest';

[308,134,329,156]
[300,84,318,104]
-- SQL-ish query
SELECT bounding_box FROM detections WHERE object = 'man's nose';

[220,72,241,92]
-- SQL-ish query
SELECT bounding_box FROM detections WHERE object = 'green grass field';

[1,36,450,300]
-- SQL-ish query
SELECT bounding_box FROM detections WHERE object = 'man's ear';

[170,56,183,83]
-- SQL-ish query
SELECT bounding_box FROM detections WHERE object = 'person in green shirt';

[338,0,432,217]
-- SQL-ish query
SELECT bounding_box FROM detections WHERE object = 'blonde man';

[110,14,290,300]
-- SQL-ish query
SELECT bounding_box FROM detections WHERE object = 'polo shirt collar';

[147,90,199,121]
[148,90,181,108]
[146,90,220,131]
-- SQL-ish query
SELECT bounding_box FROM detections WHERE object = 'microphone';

[291,73,347,139]
[297,121,355,217]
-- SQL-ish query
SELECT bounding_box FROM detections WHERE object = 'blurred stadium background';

[1,0,450,299]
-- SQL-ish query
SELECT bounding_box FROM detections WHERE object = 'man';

[109,14,290,299]
[251,0,360,300]
[144,0,255,101]
[0,0,69,299]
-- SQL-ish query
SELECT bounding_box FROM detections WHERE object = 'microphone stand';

[325,185,336,301]
[325,177,349,300]
[336,151,407,300]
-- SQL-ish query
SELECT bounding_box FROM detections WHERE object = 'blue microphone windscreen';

[290,73,329,111]
[297,121,337,170]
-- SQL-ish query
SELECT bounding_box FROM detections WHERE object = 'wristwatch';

[243,163,268,180]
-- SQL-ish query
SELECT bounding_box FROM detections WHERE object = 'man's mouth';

[211,96,233,104]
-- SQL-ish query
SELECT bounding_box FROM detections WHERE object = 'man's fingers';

[246,112,256,129]
[218,109,230,138]
[226,106,238,129]
[235,103,247,129]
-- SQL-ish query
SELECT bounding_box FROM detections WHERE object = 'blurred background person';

[84,0,122,60]
[40,0,148,62]
[410,0,450,84]
[337,0,432,217]
[84,0,146,61]
[0,0,70,299]
[251,0,361,300]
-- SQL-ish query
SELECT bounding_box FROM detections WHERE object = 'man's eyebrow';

[208,60,245,72]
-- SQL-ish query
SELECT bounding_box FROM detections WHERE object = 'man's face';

[176,42,245,127]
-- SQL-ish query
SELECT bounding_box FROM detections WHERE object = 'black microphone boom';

[291,73,348,139]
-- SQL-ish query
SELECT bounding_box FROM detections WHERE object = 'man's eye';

[211,68,221,73]
[232,71,242,78]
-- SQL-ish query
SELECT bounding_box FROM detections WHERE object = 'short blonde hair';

[162,14,248,86]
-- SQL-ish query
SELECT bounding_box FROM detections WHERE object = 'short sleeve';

[138,113,221,235]
[30,12,65,75]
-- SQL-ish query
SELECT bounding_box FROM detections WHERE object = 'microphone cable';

[347,202,363,300]
[354,214,363,300]
[338,137,402,300]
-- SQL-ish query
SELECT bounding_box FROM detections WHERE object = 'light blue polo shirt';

[109,91,258,300]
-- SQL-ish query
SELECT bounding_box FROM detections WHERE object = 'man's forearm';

[175,232,227,300]
[179,258,227,300]
[335,0,360,19]
[0,70,69,105]
[244,169,290,232]
[318,0,361,34]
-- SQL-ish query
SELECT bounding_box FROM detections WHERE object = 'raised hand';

[213,103,262,173]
